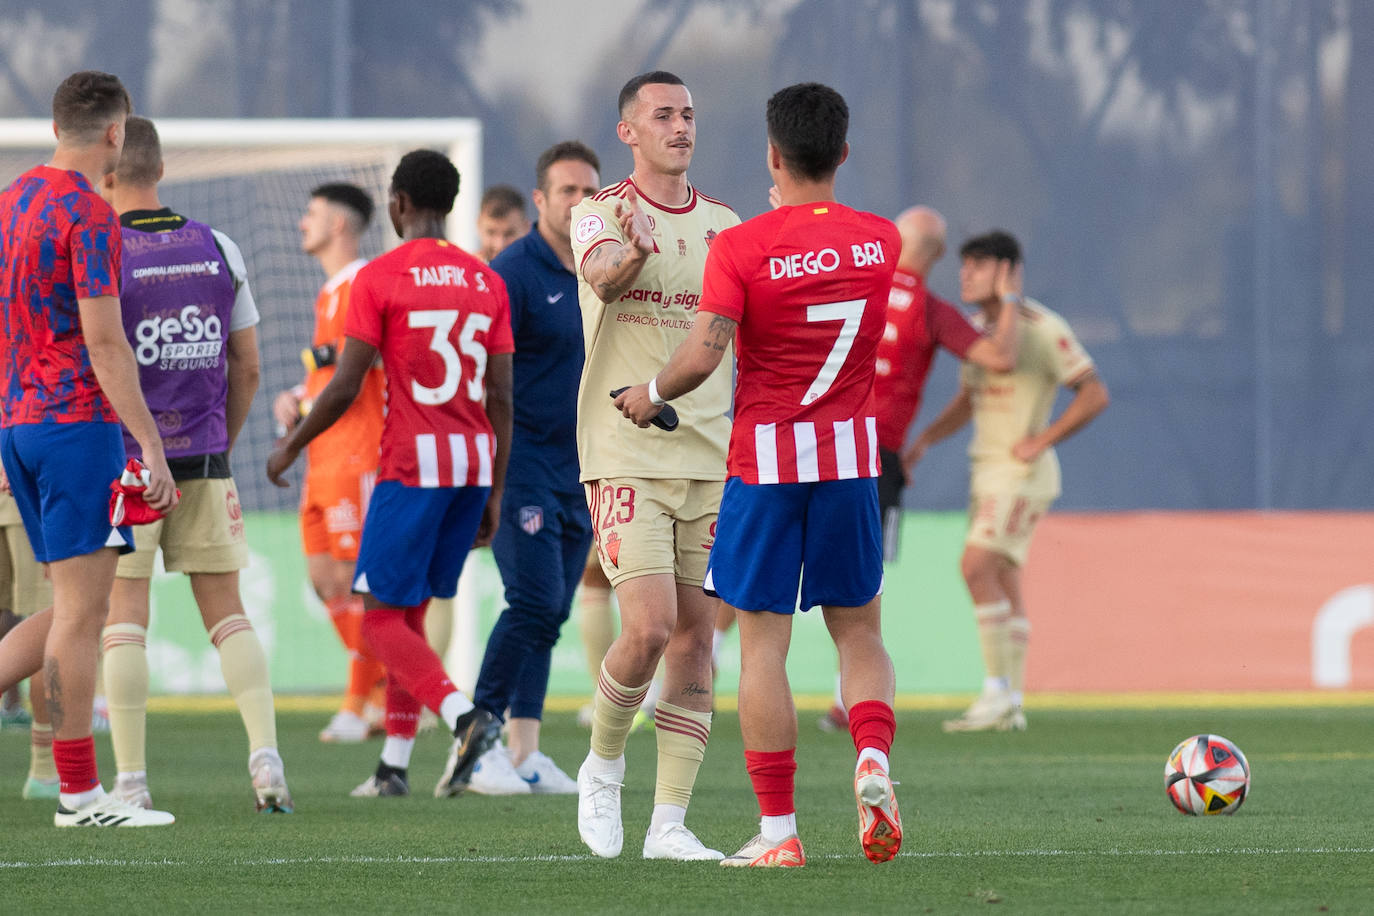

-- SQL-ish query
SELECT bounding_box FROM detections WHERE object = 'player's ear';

[837,142,850,167]
[51,120,60,142]
[616,120,634,146]
[157,161,165,182]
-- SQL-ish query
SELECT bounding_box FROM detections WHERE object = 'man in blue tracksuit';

[468,141,603,794]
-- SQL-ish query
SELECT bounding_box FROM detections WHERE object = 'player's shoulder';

[845,205,899,239]
[694,187,737,217]
[586,179,632,207]
[1022,296,1067,328]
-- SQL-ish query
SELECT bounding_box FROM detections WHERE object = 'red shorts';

[301,468,375,560]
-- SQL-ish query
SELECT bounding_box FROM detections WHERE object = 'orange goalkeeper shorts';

[300,469,376,561]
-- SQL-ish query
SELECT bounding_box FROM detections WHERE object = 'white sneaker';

[250,748,294,813]
[467,744,531,796]
[110,772,152,809]
[516,751,578,794]
[643,822,724,861]
[576,755,625,858]
[54,790,174,827]
[319,710,370,743]
[942,688,1017,733]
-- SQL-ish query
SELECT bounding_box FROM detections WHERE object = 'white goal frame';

[0,118,483,250]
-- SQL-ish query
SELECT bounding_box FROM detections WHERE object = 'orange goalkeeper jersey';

[304,259,384,476]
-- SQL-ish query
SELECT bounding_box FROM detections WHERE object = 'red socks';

[360,604,458,715]
[744,748,797,816]
[384,674,421,739]
[52,736,99,794]
[848,700,896,756]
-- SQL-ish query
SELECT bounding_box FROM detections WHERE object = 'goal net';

[0,118,482,514]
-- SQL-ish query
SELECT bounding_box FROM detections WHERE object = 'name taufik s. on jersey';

[344,238,514,488]
[698,202,899,484]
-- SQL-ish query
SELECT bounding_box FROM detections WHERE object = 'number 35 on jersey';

[343,238,515,489]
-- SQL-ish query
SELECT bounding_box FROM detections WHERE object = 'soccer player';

[267,149,513,799]
[422,182,532,683]
[906,230,1110,732]
[272,182,387,744]
[0,70,176,827]
[616,81,903,867]
[570,70,739,861]
[465,141,602,796]
[98,116,291,813]
[819,205,1021,732]
[476,184,530,263]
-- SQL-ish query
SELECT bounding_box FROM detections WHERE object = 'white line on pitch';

[2,848,1372,869]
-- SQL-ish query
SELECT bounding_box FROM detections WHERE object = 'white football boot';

[467,744,531,796]
[576,754,625,857]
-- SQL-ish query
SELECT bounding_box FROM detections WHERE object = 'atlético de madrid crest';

[519,506,543,535]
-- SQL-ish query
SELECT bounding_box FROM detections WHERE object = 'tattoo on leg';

[44,656,63,733]
[681,682,709,697]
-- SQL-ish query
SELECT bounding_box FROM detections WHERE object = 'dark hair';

[391,149,460,215]
[959,230,1022,265]
[535,141,601,192]
[617,70,686,117]
[311,182,374,229]
[479,184,526,219]
[766,83,848,182]
[115,115,161,186]
[52,71,131,141]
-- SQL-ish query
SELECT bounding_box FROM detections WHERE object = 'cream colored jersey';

[961,297,1094,499]
[572,178,740,482]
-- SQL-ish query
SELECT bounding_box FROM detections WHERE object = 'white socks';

[761,813,797,842]
[439,692,475,732]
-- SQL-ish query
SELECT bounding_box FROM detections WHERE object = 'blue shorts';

[704,476,882,614]
[0,423,133,563]
[352,480,489,607]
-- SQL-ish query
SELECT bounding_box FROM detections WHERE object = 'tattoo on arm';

[588,244,631,302]
[681,682,710,697]
[702,315,737,353]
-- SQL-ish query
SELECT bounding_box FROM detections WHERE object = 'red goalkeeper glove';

[109,458,180,526]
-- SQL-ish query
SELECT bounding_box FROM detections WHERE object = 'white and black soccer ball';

[1164,734,1250,816]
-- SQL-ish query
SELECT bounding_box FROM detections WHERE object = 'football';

[1164,734,1250,815]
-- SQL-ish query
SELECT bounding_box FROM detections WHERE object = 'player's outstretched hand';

[616,186,655,256]
[143,453,179,513]
[474,494,501,548]
[266,444,300,488]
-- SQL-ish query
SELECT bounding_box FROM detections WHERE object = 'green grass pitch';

[1,701,1371,913]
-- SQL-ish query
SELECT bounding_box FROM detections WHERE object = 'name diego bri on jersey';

[769,240,888,280]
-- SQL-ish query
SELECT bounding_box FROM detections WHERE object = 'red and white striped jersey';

[345,238,514,488]
[698,202,899,484]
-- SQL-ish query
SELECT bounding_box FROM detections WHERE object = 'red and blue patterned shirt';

[0,165,122,426]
